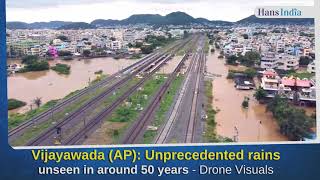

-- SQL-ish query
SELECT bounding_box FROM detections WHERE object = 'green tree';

[254,87,267,102]
[82,50,91,57]
[226,55,237,65]
[266,95,314,140]
[24,61,49,71]
[8,99,26,110]
[244,68,257,78]
[141,46,154,54]
[22,55,39,65]
[241,51,260,67]
[57,35,68,41]
[33,97,42,108]
[58,51,73,57]
[242,34,249,39]
[299,56,312,66]
[242,97,250,108]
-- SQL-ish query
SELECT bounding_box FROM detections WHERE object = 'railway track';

[121,53,191,144]
[8,53,158,139]
[65,54,176,145]
[185,50,205,143]
[154,52,199,144]
[25,38,193,146]
[26,54,169,146]
[154,36,206,144]
[121,36,201,144]
[9,39,188,140]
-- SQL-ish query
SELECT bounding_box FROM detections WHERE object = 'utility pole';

[234,126,239,142]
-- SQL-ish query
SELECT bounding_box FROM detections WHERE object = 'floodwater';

[206,51,288,142]
[8,57,136,113]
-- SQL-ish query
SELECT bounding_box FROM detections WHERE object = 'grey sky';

[6,0,314,22]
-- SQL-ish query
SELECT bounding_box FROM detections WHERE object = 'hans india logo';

[257,8,302,17]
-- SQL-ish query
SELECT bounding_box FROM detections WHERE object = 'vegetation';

[20,55,50,72]
[51,63,71,75]
[244,68,257,78]
[33,97,42,108]
[82,50,91,57]
[254,87,267,102]
[94,70,103,75]
[143,75,185,143]
[22,55,39,64]
[62,56,73,61]
[242,97,249,108]
[130,54,142,59]
[300,32,314,38]
[299,56,313,66]
[226,72,235,79]
[227,68,257,79]
[8,100,59,130]
[58,22,96,30]
[56,35,69,42]
[109,75,166,123]
[288,71,314,79]
[238,51,261,67]
[8,99,26,110]
[58,50,73,57]
[242,34,249,39]
[266,95,314,141]
[226,52,260,67]
[226,55,238,65]
[140,35,174,54]
[141,46,154,54]
[253,32,267,36]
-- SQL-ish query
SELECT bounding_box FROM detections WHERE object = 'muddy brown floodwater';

[8,58,136,113]
[206,51,288,142]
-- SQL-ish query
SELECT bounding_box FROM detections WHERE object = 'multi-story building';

[307,61,316,73]
[261,53,299,71]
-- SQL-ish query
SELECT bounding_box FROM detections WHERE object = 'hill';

[57,22,96,30]
[91,11,232,27]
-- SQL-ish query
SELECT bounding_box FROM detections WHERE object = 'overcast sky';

[6,0,314,23]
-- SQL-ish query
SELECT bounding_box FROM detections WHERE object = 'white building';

[111,40,122,50]
[307,61,316,73]
[261,52,299,71]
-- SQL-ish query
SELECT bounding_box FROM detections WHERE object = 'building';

[261,52,278,69]
[260,69,316,104]
[111,40,122,50]
[307,61,316,73]
[260,52,299,71]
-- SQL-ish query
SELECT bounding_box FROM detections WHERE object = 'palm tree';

[33,97,42,108]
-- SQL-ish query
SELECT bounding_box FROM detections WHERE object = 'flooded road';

[206,51,288,142]
[8,58,136,113]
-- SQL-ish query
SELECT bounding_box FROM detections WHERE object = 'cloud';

[6,0,314,22]
[7,0,313,8]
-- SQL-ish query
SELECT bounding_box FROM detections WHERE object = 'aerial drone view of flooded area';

[6,0,316,146]
[206,25,317,142]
